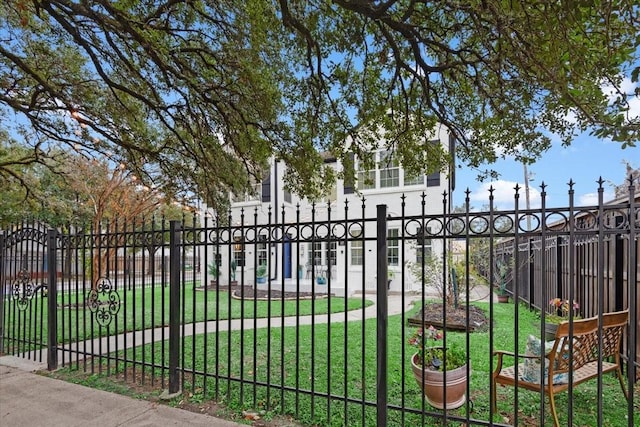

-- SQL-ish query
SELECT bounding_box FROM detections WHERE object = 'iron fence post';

[0,234,4,353]
[613,216,624,312]
[47,229,58,370]
[376,204,388,426]
[528,237,534,310]
[168,220,182,395]
[555,236,563,302]
[626,182,637,426]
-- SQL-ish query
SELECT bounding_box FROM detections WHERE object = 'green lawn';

[2,282,370,350]
[51,301,639,426]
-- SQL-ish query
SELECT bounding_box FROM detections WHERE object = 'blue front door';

[284,235,292,279]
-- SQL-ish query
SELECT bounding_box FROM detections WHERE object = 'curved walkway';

[7,286,493,367]
[3,292,421,369]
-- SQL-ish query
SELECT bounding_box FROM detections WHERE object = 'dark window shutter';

[344,184,354,194]
[261,175,271,202]
[427,172,440,187]
[343,153,355,194]
[427,140,441,187]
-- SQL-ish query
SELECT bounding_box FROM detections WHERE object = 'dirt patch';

[408,303,489,332]
[176,400,301,427]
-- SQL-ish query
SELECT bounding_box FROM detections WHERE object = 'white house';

[201,124,455,296]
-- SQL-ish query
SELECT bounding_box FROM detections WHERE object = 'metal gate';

[0,222,56,366]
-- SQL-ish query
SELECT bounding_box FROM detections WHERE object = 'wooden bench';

[491,310,629,427]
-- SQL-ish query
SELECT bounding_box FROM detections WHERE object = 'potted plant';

[387,269,395,290]
[229,259,238,286]
[408,325,469,409]
[256,263,267,284]
[497,281,510,303]
[544,298,580,340]
[495,259,512,303]
[208,262,219,288]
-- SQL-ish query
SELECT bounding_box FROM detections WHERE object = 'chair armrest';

[493,350,542,359]
[493,350,517,358]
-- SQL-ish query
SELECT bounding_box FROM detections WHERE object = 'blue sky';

[453,77,639,211]
[453,134,637,211]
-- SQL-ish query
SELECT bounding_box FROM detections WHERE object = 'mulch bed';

[408,303,489,332]
[199,284,328,300]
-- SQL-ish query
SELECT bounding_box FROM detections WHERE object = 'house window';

[354,146,443,191]
[308,241,323,266]
[404,173,424,186]
[351,240,363,266]
[350,227,363,266]
[387,228,399,266]
[327,184,337,203]
[379,151,399,188]
[307,241,336,265]
[231,182,261,203]
[380,168,399,188]
[257,235,268,267]
[328,241,337,265]
[357,170,375,190]
[416,226,432,261]
[233,237,245,267]
[316,183,337,204]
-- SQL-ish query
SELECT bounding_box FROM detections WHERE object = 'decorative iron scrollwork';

[11,269,38,311]
[87,277,120,327]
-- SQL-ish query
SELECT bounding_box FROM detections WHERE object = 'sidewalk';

[0,290,491,426]
[0,356,244,427]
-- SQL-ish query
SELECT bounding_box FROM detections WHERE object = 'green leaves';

[0,0,637,208]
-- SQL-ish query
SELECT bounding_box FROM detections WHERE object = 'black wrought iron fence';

[1,183,638,427]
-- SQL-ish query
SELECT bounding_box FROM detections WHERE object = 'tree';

[60,155,167,284]
[133,202,199,278]
[21,152,186,284]
[1,1,637,207]
[0,132,48,226]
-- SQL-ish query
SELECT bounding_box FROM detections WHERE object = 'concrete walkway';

[0,357,243,426]
[0,288,493,426]
[11,291,424,367]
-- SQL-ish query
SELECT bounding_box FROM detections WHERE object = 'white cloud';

[561,76,638,130]
[468,180,541,211]
[627,96,640,119]
[465,181,615,212]
[578,192,598,205]
[578,190,615,206]
[603,76,640,120]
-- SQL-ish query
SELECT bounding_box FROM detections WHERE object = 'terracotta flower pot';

[497,294,509,303]
[410,353,469,410]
